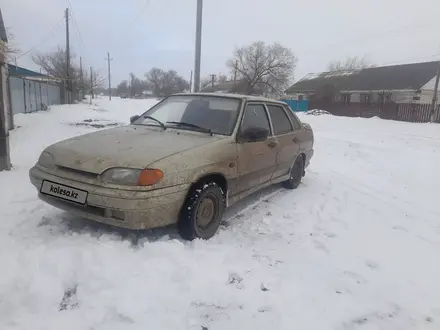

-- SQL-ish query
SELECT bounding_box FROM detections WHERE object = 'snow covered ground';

[1,97,440,330]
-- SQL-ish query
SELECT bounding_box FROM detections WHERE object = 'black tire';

[178,182,225,241]
[283,155,305,190]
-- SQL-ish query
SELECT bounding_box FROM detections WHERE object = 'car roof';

[171,92,287,105]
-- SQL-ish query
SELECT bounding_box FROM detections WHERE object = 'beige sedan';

[29,93,314,240]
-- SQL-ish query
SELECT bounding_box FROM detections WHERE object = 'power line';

[126,0,151,32]
[65,0,87,61]
[16,18,64,59]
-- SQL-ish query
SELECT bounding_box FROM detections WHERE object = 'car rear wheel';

[283,155,304,189]
[178,182,225,241]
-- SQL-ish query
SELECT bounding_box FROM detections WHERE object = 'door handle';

[268,141,278,148]
[292,136,300,143]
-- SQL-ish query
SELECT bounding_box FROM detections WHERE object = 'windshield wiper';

[143,116,166,129]
[167,121,213,135]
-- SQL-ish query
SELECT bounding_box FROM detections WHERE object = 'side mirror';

[239,127,269,143]
[130,115,140,123]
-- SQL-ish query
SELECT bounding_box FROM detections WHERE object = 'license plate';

[40,180,88,205]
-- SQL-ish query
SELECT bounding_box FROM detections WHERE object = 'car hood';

[45,125,224,173]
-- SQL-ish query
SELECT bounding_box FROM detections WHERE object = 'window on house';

[342,94,351,103]
[378,93,392,103]
[361,94,371,103]
[333,94,342,102]
[267,105,293,135]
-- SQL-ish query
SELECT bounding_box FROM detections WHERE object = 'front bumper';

[29,166,190,230]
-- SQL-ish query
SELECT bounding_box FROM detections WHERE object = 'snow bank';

[305,109,331,116]
[0,97,440,329]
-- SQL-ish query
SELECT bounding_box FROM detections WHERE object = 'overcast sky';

[2,0,440,87]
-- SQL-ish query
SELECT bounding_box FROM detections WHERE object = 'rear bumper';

[29,166,190,230]
[305,148,314,168]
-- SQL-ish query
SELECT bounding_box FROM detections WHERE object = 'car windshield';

[132,95,242,135]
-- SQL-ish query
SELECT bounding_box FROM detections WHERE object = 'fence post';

[28,81,31,112]
[380,91,385,119]
[411,103,416,123]
[6,74,13,129]
[23,79,26,113]
[39,82,42,110]
[34,81,37,111]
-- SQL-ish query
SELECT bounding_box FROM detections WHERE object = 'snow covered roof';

[7,64,61,84]
[200,79,265,95]
[286,61,440,93]
[201,80,246,93]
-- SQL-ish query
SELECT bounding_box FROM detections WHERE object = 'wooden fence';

[308,101,440,123]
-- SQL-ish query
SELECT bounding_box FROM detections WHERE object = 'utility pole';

[106,52,113,100]
[430,62,440,123]
[189,70,193,93]
[79,57,83,77]
[89,66,93,104]
[210,74,216,89]
[0,9,11,171]
[65,8,71,104]
[193,0,203,92]
[79,56,83,99]
[233,60,238,93]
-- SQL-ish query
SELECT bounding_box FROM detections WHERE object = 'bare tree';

[145,67,164,96]
[327,56,374,72]
[32,47,79,79]
[145,68,189,97]
[217,74,228,84]
[116,80,129,96]
[129,73,148,97]
[87,70,106,90]
[226,41,297,96]
[0,28,19,60]
[162,70,189,96]
[200,75,212,90]
[32,47,85,101]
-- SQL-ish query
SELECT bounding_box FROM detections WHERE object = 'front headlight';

[100,168,163,186]
[38,151,55,168]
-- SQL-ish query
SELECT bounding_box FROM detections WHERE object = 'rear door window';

[284,106,303,130]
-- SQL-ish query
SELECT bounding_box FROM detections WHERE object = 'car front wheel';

[178,182,225,241]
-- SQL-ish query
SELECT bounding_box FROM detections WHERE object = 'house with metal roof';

[200,79,267,97]
[7,64,63,115]
[285,61,440,105]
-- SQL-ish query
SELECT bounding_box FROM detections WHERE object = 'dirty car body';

[29,93,314,240]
